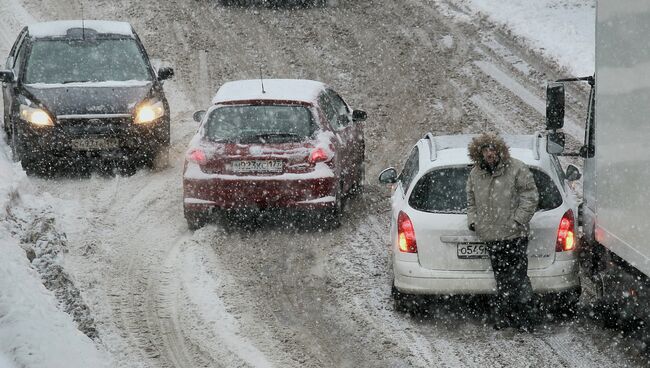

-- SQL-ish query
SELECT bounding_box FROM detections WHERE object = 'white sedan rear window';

[408,166,562,214]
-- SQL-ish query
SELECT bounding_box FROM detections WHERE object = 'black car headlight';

[19,104,54,126]
[134,100,165,125]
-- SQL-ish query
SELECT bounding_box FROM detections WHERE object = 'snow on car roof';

[431,134,538,151]
[212,79,327,105]
[28,20,134,38]
[425,134,545,167]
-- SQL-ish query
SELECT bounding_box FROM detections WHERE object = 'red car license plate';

[231,160,283,173]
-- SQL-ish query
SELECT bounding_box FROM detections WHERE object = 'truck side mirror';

[546,131,565,154]
[378,167,398,184]
[192,110,206,123]
[0,70,15,83]
[546,82,565,130]
[565,164,581,181]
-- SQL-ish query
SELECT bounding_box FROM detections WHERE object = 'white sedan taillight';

[398,211,418,253]
[556,210,575,252]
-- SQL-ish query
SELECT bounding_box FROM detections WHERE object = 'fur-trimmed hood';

[468,133,511,166]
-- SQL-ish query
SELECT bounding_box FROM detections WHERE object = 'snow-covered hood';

[23,81,153,116]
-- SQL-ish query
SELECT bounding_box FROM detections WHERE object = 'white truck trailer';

[546,0,650,331]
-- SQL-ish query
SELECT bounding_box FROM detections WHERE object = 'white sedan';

[379,133,582,312]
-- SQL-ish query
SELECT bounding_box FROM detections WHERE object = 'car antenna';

[260,66,266,94]
[81,2,85,40]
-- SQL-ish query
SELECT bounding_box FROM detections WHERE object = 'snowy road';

[4,0,646,366]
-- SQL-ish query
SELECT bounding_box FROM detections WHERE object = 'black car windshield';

[205,105,316,143]
[408,166,563,214]
[24,38,151,84]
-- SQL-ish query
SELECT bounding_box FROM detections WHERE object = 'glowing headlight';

[19,105,53,126]
[134,100,165,124]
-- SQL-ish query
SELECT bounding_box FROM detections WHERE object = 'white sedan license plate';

[231,160,283,173]
[70,137,119,150]
[457,243,489,259]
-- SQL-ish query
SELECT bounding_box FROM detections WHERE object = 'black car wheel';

[185,208,210,231]
[322,182,343,229]
[392,281,422,314]
[349,162,365,197]
[11,122,47,176]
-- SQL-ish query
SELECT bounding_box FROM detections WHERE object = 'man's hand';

[469,223,476,231]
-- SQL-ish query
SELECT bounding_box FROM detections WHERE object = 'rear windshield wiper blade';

[237,132,302,143]
[62,80,92,84]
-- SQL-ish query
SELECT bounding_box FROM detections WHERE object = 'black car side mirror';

[378,167,398,184]
[565,164,581,181]
[0,70,15,83]
[193,110,206,123]
[352,109,367,122]
[157,67,174,81]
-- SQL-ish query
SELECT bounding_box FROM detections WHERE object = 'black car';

[0,20,174,174]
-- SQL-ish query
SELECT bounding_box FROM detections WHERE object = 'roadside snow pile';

[0,144,108,367]
[459,0,595,76]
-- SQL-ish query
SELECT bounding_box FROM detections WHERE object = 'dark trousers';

[487,237,535,326]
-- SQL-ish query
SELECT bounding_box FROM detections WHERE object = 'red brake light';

[398,211,417,253]
[309,148,329,164]
[556,210,575,252]
[188,149,207,165]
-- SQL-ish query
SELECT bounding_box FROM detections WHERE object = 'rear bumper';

[393,257,580,295]
[183,163,338,211]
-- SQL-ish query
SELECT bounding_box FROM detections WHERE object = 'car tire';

[322,184,343,229]
[185,208,210,230]
[546,288,580,319]
[11,123,51,176]
[392,282,421,314]
[151,145,170,171]
[349,162,365,197]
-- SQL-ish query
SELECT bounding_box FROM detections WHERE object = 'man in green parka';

[466,133,539,332]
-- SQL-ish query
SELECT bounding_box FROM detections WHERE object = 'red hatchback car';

[182,79,366,229]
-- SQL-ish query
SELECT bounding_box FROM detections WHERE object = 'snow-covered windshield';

[24,38,151,84]
[205,105,316,143]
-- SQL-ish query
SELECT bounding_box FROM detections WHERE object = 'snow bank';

[0,233,109,368]
[460,0,595,76]
[0,138,109,367]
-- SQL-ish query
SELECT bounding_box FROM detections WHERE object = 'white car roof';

[212,79,326,105]
[28,20,134,38]
[421,133,547,168]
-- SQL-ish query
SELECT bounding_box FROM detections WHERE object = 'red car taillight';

[309,147,329,164]
[187,149,207,165]
[398,211,417,253]
[556,210,575,252]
